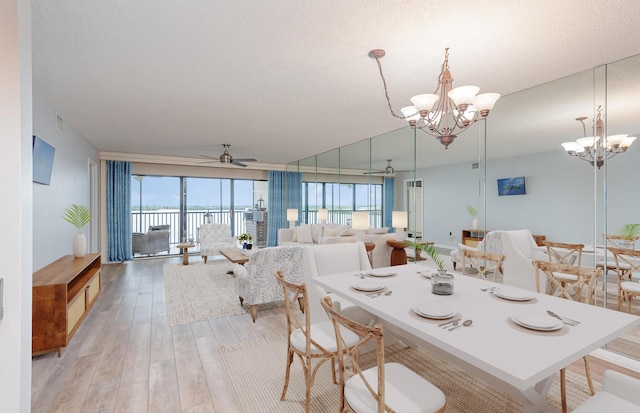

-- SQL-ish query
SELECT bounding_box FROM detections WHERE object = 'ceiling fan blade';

[232,158,257,162]
[232,161,249,167]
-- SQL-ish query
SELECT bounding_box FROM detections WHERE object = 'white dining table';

[313,263,640,413]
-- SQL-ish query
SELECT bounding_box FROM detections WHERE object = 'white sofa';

[278,223,358,245]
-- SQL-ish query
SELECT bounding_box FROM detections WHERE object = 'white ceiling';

[32,1,640,167]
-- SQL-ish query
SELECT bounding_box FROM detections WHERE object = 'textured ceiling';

[31,1,640,166]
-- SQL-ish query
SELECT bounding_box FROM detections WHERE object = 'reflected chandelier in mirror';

[369,47,500,149]
[561,106,636,168]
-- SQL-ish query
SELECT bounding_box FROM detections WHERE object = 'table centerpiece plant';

[237,233,253,249]
[617,223,640,249]
[62,203,91,257]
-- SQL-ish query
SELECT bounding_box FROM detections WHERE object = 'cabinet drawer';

[67,294,86,335]
[86,272,101,305]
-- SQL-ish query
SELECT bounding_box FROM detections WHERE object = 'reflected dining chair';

[597,234,640,275]
[461,248,505,281]
[275,271,360,412]
[532,260,601,413]
[608,247,640,313]
[542,241,585,295]
[320,296,446,413]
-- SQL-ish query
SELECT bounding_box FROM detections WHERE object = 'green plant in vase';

[62,204,91,257]
[237,233,253,249]
[466,204,479,230]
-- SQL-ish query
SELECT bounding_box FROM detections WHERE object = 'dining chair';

[542,241,585,295]
[596,234,640,276]
[460,248,505,282]
[320,296,446,413]
[274,271,360,412]
[608,247,640,313]
[532,260,600,413]
[572,369,640,412]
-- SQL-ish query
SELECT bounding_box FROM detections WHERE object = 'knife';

[438,318,460,327]
[547,310,580,326]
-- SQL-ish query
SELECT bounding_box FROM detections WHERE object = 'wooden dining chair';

[542,241,585,295]
[532,260,600,413]
[320,296,446,413]
[460,248,505,282]
[597,235,640,276]
[608,247,640,313]
[275,271,360,411]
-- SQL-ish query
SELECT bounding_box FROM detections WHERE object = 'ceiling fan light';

[473,93,501,115]
[447,85,479,106]
[410,94,439,111]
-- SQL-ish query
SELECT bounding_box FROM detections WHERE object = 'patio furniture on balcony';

[132,225,170,256]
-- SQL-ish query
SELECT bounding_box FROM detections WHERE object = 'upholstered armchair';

[234,246,305,322]
[501,229,548,292]
[450,231,503,271]
[132,225,170,256]
[199,223,235,263]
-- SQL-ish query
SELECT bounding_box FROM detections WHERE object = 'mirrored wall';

[287,52,640,360]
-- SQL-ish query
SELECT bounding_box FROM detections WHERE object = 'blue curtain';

[267,170,302,246]
[106,161,132,261]
[383,177,395,230]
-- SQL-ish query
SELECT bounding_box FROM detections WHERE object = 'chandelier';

[561,106,636,169]
[369,48,501,149]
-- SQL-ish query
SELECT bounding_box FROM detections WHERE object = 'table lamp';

[318,208,329,224]
[352,211,369,242]
[392,210,408,241]
[286,208,298,229]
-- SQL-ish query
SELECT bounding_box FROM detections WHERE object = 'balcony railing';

[131,210,247,246]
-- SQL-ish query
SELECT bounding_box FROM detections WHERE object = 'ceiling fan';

[198,144,257,167]
[364,159,409,175]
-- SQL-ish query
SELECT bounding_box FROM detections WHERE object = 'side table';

[386,240,410,266]
[176,243,195,265]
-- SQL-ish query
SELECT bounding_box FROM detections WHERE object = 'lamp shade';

[400,106,421,123]
[318,208,329,221]
[351,211,369,231]
[286,208,298,222]
[392,210,408,229]
[447,85,479,106]
[410,94,439,111]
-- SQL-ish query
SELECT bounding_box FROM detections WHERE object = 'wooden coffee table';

[220,248,251,273]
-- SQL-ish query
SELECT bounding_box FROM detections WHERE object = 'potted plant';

[62,204,91,257]
[617,223,640,249]
[410,241,453,295]
[237,233,253,249]
[466,205,478,230]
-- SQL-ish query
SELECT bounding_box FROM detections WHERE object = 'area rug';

[220,333,598,413]
[164,261,286,326]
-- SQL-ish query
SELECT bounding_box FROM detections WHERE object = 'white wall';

[419,145,640,248]
[32,90,100,271]
[0,0,32,411]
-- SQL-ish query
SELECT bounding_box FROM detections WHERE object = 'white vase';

[73,233,86,257]
[472,218,478,230]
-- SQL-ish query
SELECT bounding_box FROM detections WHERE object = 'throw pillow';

[365,227,389,234]
[340,228,356,236]
[297,224,314,244]
[322,227,339,238]
[311,224,324,244]
[291,227,298,242]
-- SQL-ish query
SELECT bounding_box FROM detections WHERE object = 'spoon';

[448,319,473,331]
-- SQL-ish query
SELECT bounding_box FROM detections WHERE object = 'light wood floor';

[32,256,640,413]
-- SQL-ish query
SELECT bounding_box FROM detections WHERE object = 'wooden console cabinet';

[32,253,101,356]
[461,229,546,247]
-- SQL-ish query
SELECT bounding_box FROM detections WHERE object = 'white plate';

[366,269,396,277]
[511,313,563,331]
[493,288,533,302]
[352,281,385,292]
[412,302,455,319]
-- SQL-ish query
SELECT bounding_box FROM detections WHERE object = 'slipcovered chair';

[132,225,170,256]
[234,246,305,322]
[501,229,548,292]
[573,370,640,412]
[450,230,503,271]
[199,223,235,263]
